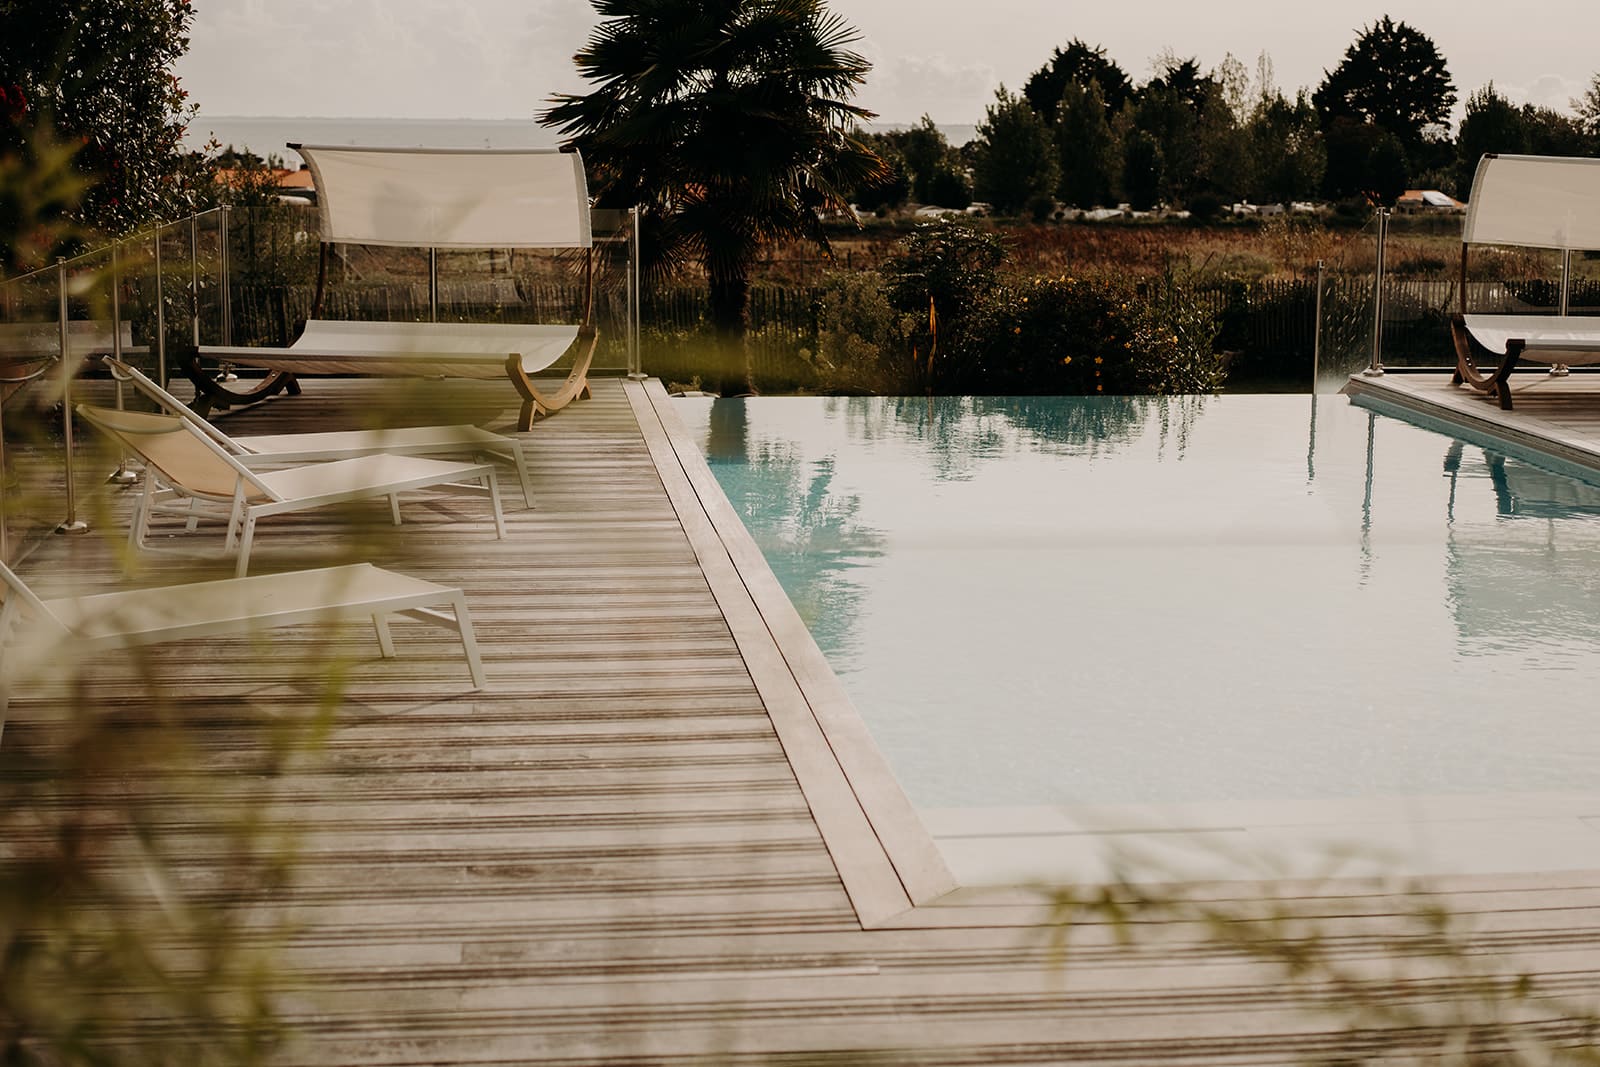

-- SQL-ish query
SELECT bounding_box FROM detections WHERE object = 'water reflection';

[830,395,1202,481]
[699,394,1197,664]
[699,400,885,667]
[688,393,1600,807]
[1440,440,1600,655]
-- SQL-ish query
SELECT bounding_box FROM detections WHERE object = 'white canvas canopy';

[293,145,591,249]
[1461,154,1600,251]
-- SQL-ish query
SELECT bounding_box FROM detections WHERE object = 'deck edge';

[627,380,955,927]
[1343,372,1600,478]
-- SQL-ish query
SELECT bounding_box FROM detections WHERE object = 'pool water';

[678,393,1600,812]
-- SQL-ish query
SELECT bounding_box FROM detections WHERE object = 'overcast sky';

[176,0,1599,128]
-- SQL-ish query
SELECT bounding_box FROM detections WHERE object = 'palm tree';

[541,0,886,393]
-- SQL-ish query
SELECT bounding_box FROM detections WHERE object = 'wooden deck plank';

[5,375,1599,1064]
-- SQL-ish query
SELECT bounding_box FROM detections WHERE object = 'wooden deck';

[6,375,1600,1063]
[1343,369,1600,474]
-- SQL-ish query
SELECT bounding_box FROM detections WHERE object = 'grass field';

[760,213,1597,287]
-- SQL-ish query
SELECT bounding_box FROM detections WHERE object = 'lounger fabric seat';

[0,560,486,734]
[1463,314,1600,366]
[202,320,582,379]
[1452,313,1600,410]
[104,357,535,506]
[78,405,506,577]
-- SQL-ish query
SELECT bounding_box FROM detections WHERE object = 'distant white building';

[1396,189,1466,213]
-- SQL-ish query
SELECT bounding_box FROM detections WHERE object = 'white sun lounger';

[77,405,506,577]
[103,356,535,507]
[199,319,594,432]
[0,559,486,736]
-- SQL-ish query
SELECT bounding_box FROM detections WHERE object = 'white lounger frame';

[77,404,506,577]
[104,356,536,507]
[0,559,486,738]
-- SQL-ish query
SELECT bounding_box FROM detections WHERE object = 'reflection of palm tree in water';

[700,393,1207,666]
[700,398,885,667]
[701,395,749,463]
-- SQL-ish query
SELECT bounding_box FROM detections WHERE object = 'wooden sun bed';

[1451,313,1600,410]
[1450,155,1600,410]
[185,145,598,432]
[193,318,596,432]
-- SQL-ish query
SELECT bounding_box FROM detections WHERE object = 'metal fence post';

[1551,249,1574,377]
[1362,209,1387,377]
[1560,248,1572,316]
[190,212,201,348]
[108,241,136,483]
[627,204,645,380]
[1311,259,1325,389]
[429,247,439,323]
[56,259,88,534]
[219,204,233,347]
[154,224,167,386]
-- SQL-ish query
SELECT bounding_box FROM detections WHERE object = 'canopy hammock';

[1451,154,1600,409]
[191,145,597,431]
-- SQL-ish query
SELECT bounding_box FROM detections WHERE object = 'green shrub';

[810,270,917,392]
[958,272,1223,394]
[882,220,1004,325]
[961,275,1143,393]
[1132,273,1226,393]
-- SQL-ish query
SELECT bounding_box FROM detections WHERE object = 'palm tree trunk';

[706,267,753,396]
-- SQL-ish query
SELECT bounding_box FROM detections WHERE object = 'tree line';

[8,0,1600,398]
[853,20,1600,218]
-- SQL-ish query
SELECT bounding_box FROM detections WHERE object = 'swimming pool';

[677,393,1600,880]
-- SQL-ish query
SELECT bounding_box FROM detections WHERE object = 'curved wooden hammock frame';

[506,251,597,431]
[1,355,59,408]
[1449,306,1523,411]
[186,148,599,432]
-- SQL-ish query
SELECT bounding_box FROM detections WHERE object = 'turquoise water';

[678,394,1600,809]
